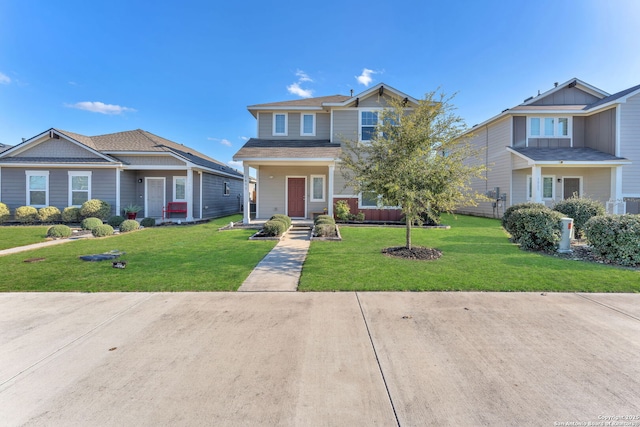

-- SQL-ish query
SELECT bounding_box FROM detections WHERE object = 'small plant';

[140,217,156,227]
[270,214,291,229]
[553,196,605,238]
[15,206,38,224]
[81,217,103,231]
[80,199,111,220]
[354,211,365,222]
[315,214,335,224]
[0,202,10,223]
[119,219,140,233]
[37,206,61,223]
[334,200,351,222]
[61,207,82,223]
[584,214,640,266]
[107,215,125,227]
[123,204,142,214]
[314,224,337,237]
[47,224,72,239]
[262,219,287,237]
[92,224,114,237]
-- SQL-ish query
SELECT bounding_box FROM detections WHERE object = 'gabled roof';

[323,82,419,107]
[233,139,341,161]
[585,83,640,111]
[508,147,630,164]
[520,78,609,107]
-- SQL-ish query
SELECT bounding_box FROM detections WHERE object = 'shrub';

[107,215,125,227]
[502,202,546,235]
[354,212,365,222]
[0,202,10,223]
[61,207,82,223]
[334,200,351,222]
[584,215,640,266]
[507,207,564,251]
[15,206,38,224]
[119,219,140,233]
[262,219,287,237]
[47,224,72,238]
[37,206,61,223]
[140,217,156,227]
[270,214,291,229]
[314,224,337,237]
[315,214,335,224]
[81,217,103,230]
[553,196,605,238]
[92,224,114,237]
[80,199,111,220]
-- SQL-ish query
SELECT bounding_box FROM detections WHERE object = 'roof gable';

[522,78,609,107]
[324,83,419,108]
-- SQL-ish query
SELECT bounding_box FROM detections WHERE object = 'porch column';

[243,164,251,224]
[327,163,335,217]
[198,171,203,219]
[186,168,194,221]
[115,168,121,216]
[611,166,623,214]
[531,166,542,203]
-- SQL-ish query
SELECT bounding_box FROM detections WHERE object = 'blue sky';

[1,0,639,170]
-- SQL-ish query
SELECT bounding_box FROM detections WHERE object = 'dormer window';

[529,117,570,138]
[273,113,288,136]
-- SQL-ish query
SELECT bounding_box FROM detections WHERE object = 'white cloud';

[240,136,249,141]
[228,160,243,169]
[220,138,232,147]
[66,101,136,115]
[287,82,313,98]
[356,68,376,86]
[296,69,313,82]
[0,72,11,84]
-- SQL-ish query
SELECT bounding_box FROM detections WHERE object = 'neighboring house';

[0,128,244,220]
[457,78,640,218]
[233,83,419,223]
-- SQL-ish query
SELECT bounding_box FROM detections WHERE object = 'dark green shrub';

[502,202,546,234]
[15,206,38,224]
[0,202,9,223]
[354,212,365,222]
[553,196,605,238]
[315,214,335,224]
[119,219,140,232]
[61,207,82,223]
[314,224,337,237]
[80,199,111,220]
[584,215,640,266]
[81,217,103,230]
[37,206,61,223]
[507,207,564,251]
[334,200,351,222]
[107,215,125,227]
[47,224,72,238]
[270,214,291,229]
[262,219,287,237]
[140,217,156,227]
[92,224,114,237]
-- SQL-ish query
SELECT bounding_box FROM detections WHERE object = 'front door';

[287,177,306,218]
[146,178,165,218]
[563,178,580,199]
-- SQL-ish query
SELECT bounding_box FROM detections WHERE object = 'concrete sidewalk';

[1,292,639,426]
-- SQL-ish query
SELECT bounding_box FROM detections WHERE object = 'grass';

[299,215,640,292]
[0,226,50,250]
[0,215,277,292]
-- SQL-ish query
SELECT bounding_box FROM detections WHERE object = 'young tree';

[340,91,486,251]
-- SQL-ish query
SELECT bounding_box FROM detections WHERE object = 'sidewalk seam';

[575,293,640,322]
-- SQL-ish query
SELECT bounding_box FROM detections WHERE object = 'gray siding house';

[458,78,640,217]
[233,83,419,223]
[0,128,244,221]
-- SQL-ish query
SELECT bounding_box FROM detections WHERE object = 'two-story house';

[457,78,640,218]
[233,83,419,223]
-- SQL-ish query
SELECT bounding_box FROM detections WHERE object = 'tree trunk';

[406,219,412,250]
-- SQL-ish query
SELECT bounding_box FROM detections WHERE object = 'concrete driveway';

[1,292,639,426]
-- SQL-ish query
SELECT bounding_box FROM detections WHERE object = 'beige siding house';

[458,78,640,218]
[233,83,419,223]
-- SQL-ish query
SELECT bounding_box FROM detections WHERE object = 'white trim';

[527,173,555,201]
[309,174,326,202]
[358,108,383,142]
[285,175,307,218]
[323,83,419,107]
[115,168,121,216]
[330,109,334,143]
[25,170,49,207]
[185,169,193,221]
[198,171,203,220]
[615,104,621,157]
[521,79,609,107]
[243,164,251,224]
[273,113,288,136]
[173,176,187,201]
[560,176,583,199]
[327,164,335,217]
[67,171,92,207]
[527,116,572,141]
[145,177,166,219]
[300,113,316,136]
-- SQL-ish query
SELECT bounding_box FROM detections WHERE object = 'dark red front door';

[287,177,305,217]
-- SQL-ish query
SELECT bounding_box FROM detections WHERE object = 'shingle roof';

[510,147,628,162]
[0,157,112,163]
[233,139,341,160]
[248,95,350,109]
[585,83,640,110]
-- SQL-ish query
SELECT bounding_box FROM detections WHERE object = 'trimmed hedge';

[15,206,38,224]
[314,224,337,237]
[38,206,61,223]
[507,207,564,251]
[140,217,156,227]
[81,217,103,231]
[502,202,546,235]
[315,214,335,224]
[80,199,111,220]
[262,219,287,237]
[270,214,291,229]
[47,224,72,238]
[92,224,114,237]
[62,207,82,223]
[0,202,9,223]
[107,215,125,227]
[553,196,605,238]
[119,219,140,233]
[584,214,640,266]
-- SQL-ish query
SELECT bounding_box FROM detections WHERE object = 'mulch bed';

[382,246,443,261]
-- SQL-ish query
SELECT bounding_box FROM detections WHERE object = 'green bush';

[80,199,111,220]
[553,196,605,238]
[37,206,61,223]
[584,215,640,266]
[262,219,287,237]
[0,202,10,223]
[119,219,140,232]
[81,217,103,230]
[61,207,82,223]
[314,224,337,237]
[140,217,156,227]
[107,215,125,227]
[92,224,114,237]
[507,207,564,251]
[47,224,72,238]
[270,214,291,229]
[502,202,546,235]
[315,218,335,225]
[334,200,351,222]
[354,212,365,222]
[315,214,335,224]
[15,206,38,224]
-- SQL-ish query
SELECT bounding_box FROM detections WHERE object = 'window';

[26,171,49,207]
[273,113,288,136]
[173,177,186,201]
[223,182,230,196]
[310,175,325,202]
[360,191,379,208]
[360,111,378,141]
[301,113,315,136]
[527,175,555,200]
[68,171,92,206]
[528,116,570,138]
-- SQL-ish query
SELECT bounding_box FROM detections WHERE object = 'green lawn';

[299,215,640,292]
[0,226,50,250]
[0,215,276,292]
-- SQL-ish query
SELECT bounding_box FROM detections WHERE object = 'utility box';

[558,217,574,253]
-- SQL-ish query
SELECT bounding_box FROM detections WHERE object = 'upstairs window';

[273,113,288,136]
[301,113,315,136]
[529,117,570,138]
[26,171,49,207]
[68,171,92,206]
[360,111,378,142]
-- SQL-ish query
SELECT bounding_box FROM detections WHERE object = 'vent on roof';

[502,108,509,113]
[568,81,577,88]
[523,96,534,103]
